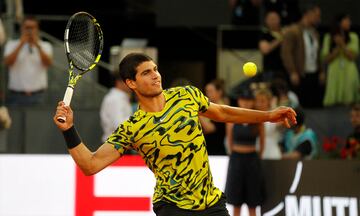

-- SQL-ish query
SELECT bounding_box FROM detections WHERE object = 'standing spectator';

[100,74,133,142]
[263,0,300,25]
[282,107,318,159]
[259,11,287,82]
[343,103,360,159]
[200,79,228,155]
[255,88,282,159]
[4,16,53,106]
[321,14,360,106]
[225,87,265,216]
[281,4,324,108]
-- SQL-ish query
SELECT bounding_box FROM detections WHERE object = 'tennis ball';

[243,62,257,77]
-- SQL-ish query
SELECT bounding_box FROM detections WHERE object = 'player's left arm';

[200,102,297,128]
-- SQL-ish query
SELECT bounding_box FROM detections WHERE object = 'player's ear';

[125,79,136,90]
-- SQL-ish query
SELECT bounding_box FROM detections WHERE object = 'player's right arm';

[54,101,120,176]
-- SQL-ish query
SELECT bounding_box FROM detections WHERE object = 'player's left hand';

[269,106,297,128]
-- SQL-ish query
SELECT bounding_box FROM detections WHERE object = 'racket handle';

[57,87,74,123]
[63,87,74,106]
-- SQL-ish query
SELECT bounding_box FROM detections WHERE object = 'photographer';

[4,16,53,106]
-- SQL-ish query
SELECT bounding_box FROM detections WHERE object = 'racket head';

[64,12,103,75]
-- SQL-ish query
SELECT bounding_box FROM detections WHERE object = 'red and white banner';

[0,155,234,216]
[3,155,357,216]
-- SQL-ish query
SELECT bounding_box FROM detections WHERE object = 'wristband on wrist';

[62,125,82,149]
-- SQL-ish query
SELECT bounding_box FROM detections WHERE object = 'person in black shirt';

[259,11,288,83]
[200,79,229,155]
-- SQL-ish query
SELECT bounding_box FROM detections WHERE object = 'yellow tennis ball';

[243,62,257,77]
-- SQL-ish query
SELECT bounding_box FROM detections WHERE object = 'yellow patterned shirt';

[106,86,223,210]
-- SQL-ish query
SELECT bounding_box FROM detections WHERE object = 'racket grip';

[57,87,74,123]
[63,87,74,106]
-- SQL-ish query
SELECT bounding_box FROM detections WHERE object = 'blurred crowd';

[0,0,357,159]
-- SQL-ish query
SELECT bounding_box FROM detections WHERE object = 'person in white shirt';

[100,74,133,142]
[254,88,282,159]
[4,16,53,106]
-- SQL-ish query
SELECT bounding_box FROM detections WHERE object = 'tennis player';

[53,53,296,216]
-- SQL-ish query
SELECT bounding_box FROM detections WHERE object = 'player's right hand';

[53,101,74,131]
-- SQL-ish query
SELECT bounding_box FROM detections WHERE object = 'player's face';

[131,60,163,97]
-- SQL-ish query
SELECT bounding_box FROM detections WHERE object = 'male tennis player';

[54,53,296,216]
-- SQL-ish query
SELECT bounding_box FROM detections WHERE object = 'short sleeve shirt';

[106,86,223,210]
[4,39,53,91]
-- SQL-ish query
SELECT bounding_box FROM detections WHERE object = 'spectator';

[255,88,282,159]
[281,4,324,108]
[225,87,265,216]
[0,15,6,103]
[270,78,299,108]
[200,79,228,155]
[343,103,360,159]
[263,0,300,25]
[321,13,360,106]
[4,16,53,106]
[0,16,5,45]
[100,73,133,142]
[282,107,318,159]
[259,11,287,82]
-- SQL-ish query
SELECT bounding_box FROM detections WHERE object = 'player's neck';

[138,93,166,113]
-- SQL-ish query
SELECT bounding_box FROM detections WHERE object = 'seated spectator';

[270,78,299,108]
[282,107,318,159]
[343,103,360,159]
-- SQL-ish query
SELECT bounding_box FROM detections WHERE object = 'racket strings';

[68,15,101,71]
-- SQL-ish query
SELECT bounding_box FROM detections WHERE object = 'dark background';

[21,0,360,89]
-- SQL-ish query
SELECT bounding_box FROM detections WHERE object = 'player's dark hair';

[119,53,153,82]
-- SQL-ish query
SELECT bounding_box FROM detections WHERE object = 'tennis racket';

[57,12,104,123]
